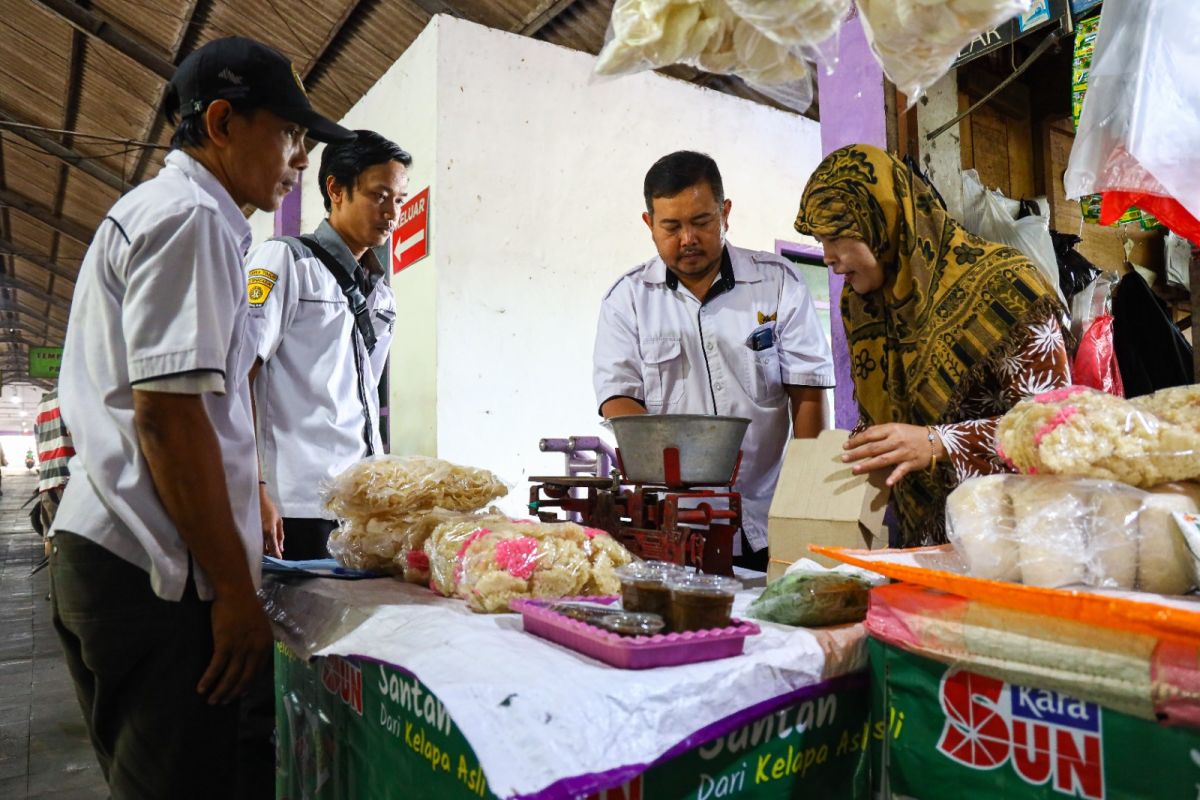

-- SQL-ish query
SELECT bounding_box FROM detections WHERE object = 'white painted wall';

[917,70,965,221]
[428,17,822,514]
[257,16,824,517]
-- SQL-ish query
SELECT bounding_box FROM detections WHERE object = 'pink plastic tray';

[510,596,760,670]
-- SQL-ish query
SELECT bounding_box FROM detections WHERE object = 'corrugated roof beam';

[32,0,175,79]
[0,110,133,194]
[0,189,93,245]
[0,238,79,284]
[517,0,580,35]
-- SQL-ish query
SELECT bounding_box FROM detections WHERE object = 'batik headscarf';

[795,144,1065,544]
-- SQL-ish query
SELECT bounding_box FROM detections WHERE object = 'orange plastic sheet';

[811,544,1200,644]
[866,582,1200,727]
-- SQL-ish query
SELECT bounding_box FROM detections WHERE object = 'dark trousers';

[732,528,769,572]
[237,516,339,798]
[49,531,242,800]
[279,517,337,560]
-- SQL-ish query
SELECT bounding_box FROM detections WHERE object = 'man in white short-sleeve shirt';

[247,130,409,560]
[50,36,353,799]
[594,151,834,571]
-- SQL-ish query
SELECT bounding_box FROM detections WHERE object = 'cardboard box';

[767,429,890,581]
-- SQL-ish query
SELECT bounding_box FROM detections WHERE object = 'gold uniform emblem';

[757,311,777,325]
[247,268,278,308]
[290,64,308,98]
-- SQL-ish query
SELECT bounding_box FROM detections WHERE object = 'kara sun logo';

[936,669,1103,799]
[320,655,364,716]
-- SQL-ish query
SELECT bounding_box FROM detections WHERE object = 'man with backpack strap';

[247,130,410,559]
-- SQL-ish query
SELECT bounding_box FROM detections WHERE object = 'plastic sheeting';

[1064,0,1200,244]
[261,575,867,799]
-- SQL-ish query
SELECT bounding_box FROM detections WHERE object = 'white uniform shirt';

[54,150,261,601]
[593,244,834,551]
[247,220,396,519]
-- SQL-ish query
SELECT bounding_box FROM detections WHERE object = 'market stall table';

[816,544,1200,799]
[262,575,871,800]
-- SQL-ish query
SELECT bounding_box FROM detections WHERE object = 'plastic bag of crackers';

[322,455,508,578]
[429,519,635,613]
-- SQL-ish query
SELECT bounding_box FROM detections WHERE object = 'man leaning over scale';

[593,151,834,571]
[248,130,411,559]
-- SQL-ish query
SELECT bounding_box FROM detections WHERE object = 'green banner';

[869,638,1200,800]
[28,347,63,379]
[275,645,870,799]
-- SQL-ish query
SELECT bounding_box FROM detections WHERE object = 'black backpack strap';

[293,235,378,355]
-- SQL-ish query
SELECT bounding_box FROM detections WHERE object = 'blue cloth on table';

[261,556,378,580]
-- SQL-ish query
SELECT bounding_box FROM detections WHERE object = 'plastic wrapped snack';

[397,508,490,585]
[324,455,508,574]
[856,0,1035,103]
[746,570,871,627]
[945,474,1019,581]
[425,514,513,597]
[581,529,635,596]
[594,0,817,109]
[325,455,507,519]
[1008,478,1090,588]
[947,474,1200,593]
[428,519,636,612]
[996,385,1200,487]
[456,523,591,613]
[722,0,849,49]
[326,518,402,574]
[1132,384,1200,433]
[1137,484,1200,595]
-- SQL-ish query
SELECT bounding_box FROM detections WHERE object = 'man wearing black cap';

[50,36,353,799]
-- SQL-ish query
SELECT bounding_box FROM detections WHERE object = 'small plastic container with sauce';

[595,612,666,637]
[614,561,681,619]
[666,574,743,632]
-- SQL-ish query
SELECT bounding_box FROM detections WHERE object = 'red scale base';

[528,448,742,577]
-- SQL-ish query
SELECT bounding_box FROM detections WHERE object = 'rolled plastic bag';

[1064,0,1200,245]
[856,0,1035,104]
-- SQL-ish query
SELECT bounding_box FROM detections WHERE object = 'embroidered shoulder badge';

[247,268,278,308]
[757,311,778,325]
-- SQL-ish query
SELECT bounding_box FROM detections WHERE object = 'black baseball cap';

[165,36,354,144]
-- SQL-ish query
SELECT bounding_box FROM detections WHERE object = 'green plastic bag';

[746,570,871,627]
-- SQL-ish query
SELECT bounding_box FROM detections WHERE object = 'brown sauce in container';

[667,574,742,632]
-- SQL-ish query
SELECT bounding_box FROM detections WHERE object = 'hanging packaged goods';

[592,0,1068,108]
[593,0,847,111]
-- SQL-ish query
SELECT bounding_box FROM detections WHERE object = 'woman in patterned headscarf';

[795,144,1071,546]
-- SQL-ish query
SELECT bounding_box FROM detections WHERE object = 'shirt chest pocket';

[298,280,348,328]
[744,345,784,405]
[640,337,686,411]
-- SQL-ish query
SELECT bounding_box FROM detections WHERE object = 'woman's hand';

[842,423,945,487]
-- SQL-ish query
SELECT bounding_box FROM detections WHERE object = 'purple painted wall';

[274,181,302,237]
[814,10,887,429]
